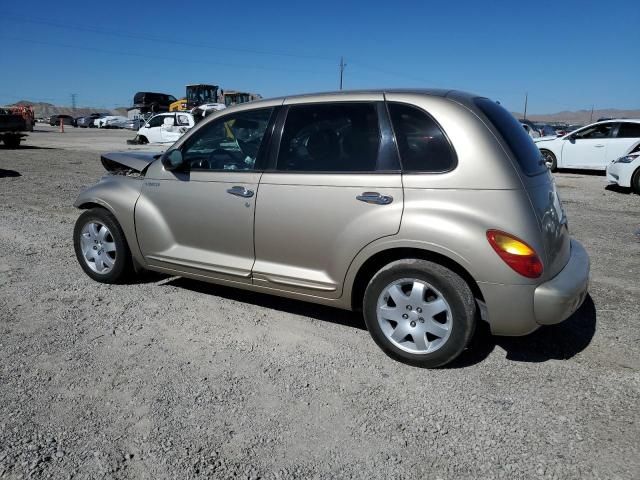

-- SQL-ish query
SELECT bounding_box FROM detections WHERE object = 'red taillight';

[486,230,543,279]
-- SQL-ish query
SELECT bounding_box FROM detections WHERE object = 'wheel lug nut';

[406,305,412,310]
[410,321,416,328]
[416,307,422,313]
[419,317,425,323]
[402,314,409,319]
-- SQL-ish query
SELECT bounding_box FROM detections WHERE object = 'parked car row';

[520,119,584,139]
[47,113,143,130]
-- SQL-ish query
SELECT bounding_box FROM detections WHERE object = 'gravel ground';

[0,128,638,479]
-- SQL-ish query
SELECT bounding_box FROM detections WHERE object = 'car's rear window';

[475,97,547,176]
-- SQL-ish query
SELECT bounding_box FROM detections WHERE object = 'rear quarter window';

[387,103,456,173]
[475,97,547,176]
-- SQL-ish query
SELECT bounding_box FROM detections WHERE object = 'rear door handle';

[594,144,605,148]
[226,186,254,198]
[356,192,393,205]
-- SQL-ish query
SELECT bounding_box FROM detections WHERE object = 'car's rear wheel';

[631,168,640,194]
[541,149,557,171]
[363,259,476,368]
[73,208,133,283]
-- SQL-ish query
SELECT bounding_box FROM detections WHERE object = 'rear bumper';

[533,239,589,325]
[478,239,589,336]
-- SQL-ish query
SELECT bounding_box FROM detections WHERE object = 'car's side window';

[147,115,166,128]
[616,123,640,138]
[388,103,456,172]
[181,108,274,171]
[177,115,190,126]
[276,103,380,172]
[574,123,614,139]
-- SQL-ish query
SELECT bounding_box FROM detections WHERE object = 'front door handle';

[226,186,254,198]
[356,192,393,205]
[594,144,605,148]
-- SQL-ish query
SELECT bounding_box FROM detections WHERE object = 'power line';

[0,35,332,77]
[0,14,336,62]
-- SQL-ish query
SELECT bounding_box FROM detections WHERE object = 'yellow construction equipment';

[170,84,221,112]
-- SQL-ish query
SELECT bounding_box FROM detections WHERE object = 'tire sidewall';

[631,168,640,194]
[363,260,475,368]
[73,209,130,283]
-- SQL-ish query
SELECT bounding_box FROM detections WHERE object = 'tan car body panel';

[253,173,403,298]
[135,169,261,283]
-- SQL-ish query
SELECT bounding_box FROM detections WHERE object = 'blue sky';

[1,0,638,113]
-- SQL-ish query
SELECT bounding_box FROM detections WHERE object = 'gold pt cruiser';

[73,90,590,367]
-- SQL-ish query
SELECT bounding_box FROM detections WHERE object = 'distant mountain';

[511,109,640,125]
[8,100,126,118]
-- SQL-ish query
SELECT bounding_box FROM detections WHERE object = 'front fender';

[74,175,145,267]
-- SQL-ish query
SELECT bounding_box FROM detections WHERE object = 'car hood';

[100,151,161,173]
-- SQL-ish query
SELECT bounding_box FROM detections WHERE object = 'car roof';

[236,89,478,111]
[581,119,640,128]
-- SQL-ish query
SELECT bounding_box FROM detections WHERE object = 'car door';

[560,122,615,169]
[143,114,167,143]
[253,96,403,299]
[134,106,275,283]
[160,113,193,143]
[608,122,640,161]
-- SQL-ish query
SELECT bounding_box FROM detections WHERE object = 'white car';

[606,148,640,193]
[102,116,130,129]
[534,119,640,171]
[136,112,195,144]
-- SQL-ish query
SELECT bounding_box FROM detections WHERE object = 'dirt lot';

[1,127,638,479]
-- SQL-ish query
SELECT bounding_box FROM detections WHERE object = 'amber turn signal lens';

[486,230,543,278]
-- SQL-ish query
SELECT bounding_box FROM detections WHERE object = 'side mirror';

[162,150,184,171]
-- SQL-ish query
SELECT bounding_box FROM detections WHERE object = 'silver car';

[73,90,590,367]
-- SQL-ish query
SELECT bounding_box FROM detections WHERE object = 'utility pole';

[523,92,528,120]
[589,105,594,123]
[339,57,346,90]
[71,93,78,114]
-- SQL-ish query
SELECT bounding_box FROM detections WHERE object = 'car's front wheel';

[73,208,133,283]
[363,259,476,368]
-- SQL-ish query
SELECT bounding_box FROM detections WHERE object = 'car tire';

[631,168,640,195]
[73,208,134,284]
[541,149,557,171]
[363,259,476,368]
[3,136,21,148]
